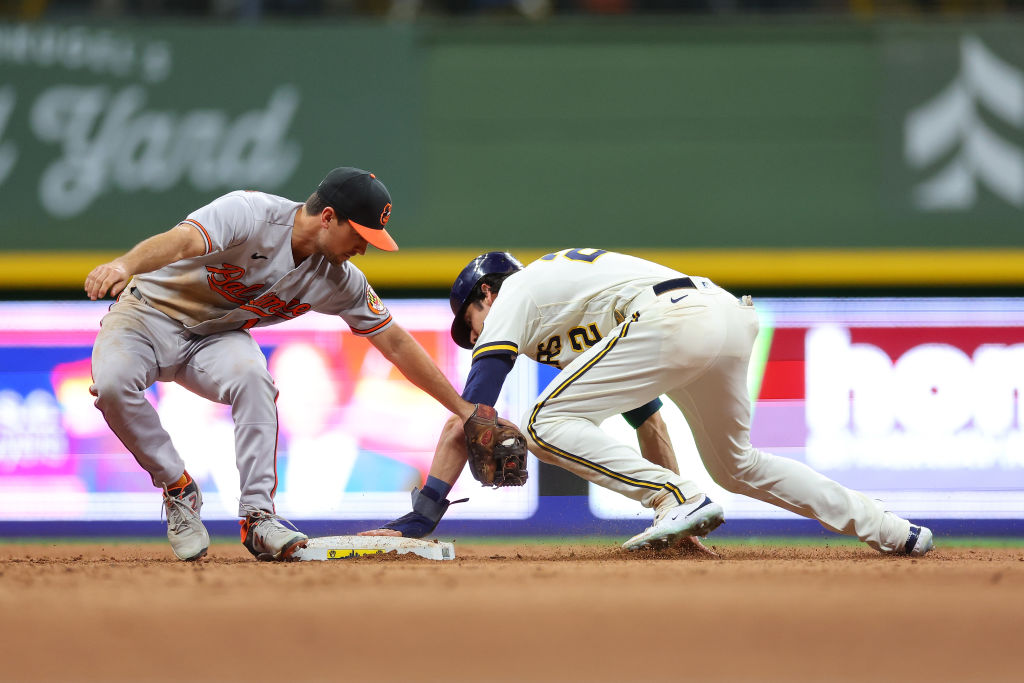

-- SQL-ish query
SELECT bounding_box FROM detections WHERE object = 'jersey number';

[568,324,602,351]
[537,323,603,365]
[540,248,608,263]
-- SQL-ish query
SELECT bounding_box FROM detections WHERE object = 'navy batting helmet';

[450,251,524,349]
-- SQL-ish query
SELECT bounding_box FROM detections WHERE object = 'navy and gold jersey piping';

[472,340,519,361]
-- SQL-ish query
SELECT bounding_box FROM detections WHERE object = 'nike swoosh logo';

[251,253,268,260]
[670,294,688,303]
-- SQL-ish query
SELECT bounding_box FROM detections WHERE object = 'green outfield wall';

[2,20,1023,288]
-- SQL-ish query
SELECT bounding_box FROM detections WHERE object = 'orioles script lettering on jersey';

[242,292,312,321]
[206,263,265,303]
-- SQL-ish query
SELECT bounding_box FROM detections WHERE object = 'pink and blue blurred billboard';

[1,298,1022,533]
[0,300,538,524]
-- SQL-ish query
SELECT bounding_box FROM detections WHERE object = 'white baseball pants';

[91,293,280,515]
[525,284,909,552]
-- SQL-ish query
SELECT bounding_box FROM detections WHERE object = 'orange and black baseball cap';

[316,167,397,251]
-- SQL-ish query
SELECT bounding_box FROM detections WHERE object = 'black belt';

[130,287,143,302]
[652,277,696,296]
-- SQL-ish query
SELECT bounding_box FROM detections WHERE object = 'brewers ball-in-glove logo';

[366,285,388,316]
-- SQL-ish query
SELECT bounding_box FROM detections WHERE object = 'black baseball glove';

[463,404,529,487]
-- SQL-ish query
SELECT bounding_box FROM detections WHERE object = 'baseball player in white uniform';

[85,167,483,562]
[365,248,934,556]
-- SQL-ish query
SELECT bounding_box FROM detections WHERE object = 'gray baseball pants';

[91,294,279,515]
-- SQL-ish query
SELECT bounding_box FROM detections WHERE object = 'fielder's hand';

[85,261,131,300]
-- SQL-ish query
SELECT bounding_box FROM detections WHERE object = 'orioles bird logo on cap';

[380,203,392,227]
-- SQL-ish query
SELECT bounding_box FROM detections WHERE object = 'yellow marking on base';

[326,548,384,559]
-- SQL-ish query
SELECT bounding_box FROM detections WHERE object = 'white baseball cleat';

[240,507,308,561]
[162,480,210,562]
[878,512,934,557]
[901,524,934,557]
[623,494,725,551]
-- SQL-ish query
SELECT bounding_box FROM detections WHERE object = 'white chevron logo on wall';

[904,36,1024,210]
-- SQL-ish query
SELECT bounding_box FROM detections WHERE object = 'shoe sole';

[174,546,209,562]
[253,537,309,562]
[623,502,725,551]
[278,537,309,561]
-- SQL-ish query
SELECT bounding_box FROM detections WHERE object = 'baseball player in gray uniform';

[85,167,484,562]
[365,248,934,557]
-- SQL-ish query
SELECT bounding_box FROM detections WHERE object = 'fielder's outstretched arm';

[84,223,207,300]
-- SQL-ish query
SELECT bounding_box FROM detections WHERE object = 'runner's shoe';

[901,524,934,556]
[878,511,935,557]
[623,493,724,551]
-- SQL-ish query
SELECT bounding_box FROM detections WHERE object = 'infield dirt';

[0,541,1020,682]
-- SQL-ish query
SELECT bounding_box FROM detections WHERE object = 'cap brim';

[450,306,474,350]
[349,220,398,252]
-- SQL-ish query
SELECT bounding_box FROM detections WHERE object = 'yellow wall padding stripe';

[4,248,1024,289]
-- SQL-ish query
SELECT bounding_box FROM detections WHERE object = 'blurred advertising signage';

[803,325,1023,470]
[0,301,537,521]
[592,298,1024,521]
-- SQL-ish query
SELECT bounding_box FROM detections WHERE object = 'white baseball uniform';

[90,191,393,514]
[473,248,911,552]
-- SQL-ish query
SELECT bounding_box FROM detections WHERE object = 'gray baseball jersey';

[92,190,392,517]
[132,190,392,337]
